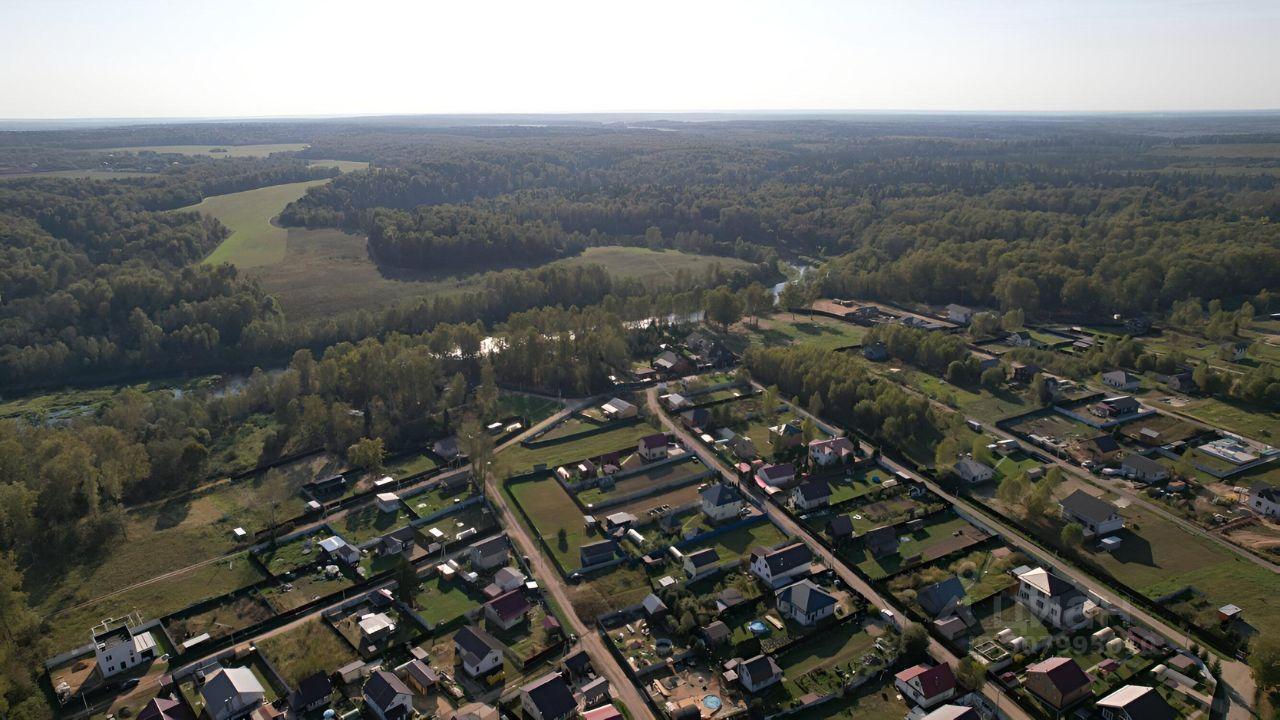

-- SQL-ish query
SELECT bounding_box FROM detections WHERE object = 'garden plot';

[404,484,475,520]
[764,620,889,713]
[165,593,274,646]
[680,519,790,564]
[411,575,486,629]
[576,457,710,508]
[257,617,357,687]
[826,466,897,505]
[849,515,988,580]
[1008,411,1097,448]
[507,476,587,572]
[497,423,656,476]
[260,566,358,614]
[334,503,415,545]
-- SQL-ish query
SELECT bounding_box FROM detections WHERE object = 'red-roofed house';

[1024,657,1092,710]
[638,434,669,461]
[894,663,957,709]
[484,590,532,630]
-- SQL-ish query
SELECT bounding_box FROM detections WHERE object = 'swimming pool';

[748,620,769,635]
[703,695,723,710]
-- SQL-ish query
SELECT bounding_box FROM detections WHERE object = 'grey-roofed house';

[1059,489,1124,537]
[953,457,994,484]
[520,673,577,720]
[791,479,831,510]
[828,514,855,540]
[737,655,783,693]
[700,483,744,522]
[289,672,333,713]
[363,670,413,720]
[864,526,899,558]
[580,539,620,569]
[749,542,813,588]
[916,576,966,619]
[201,667,266,720]
[454,625,505,677]
[1121,453,1169,483]
[755,462,796,488]
[775,579,838,625]
[1102,370,1141,391]
[469,535,508,570]
[702,620,732,646]
[684,547,721,580]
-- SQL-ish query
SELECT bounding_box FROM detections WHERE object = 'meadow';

[185,179,332,268]
[726,314,867,352]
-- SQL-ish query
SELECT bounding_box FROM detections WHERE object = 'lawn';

[990,481,1280,648]
[411,575,485,627]
[108,143,310,157]
[827,466,896,505]
[726,314,867,352]
[538,416,603,442]
[1178,396,1279,442]
[973,600,1054,648]
[775,620,877,678]
[683,519,789,562]
[334,504,414,545]
[260,569,357,613]
[305,159,369,172]
[567,564,655,621]
[255,534,328,577]
[576,457,708,507]
[497,422,655,477]
[507,476,588,572]
[41,552,266,652]
[182,179,332,268]
[257,617,357,686]
[404,485,473,520]
[495,392,562,424]
[0,168,159,181]
[554,246,753,285]
[382,451,439,479]
[992,453,1043,482]
[852,516,983,579]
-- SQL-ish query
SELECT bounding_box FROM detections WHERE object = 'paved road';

[644,388,1034,720]
[485,395,657,720]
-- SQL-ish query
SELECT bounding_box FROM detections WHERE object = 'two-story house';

[683,547,721,581]
[637,434,669,461]
[791,479,831,510]
[200,667,266,720]
[1015,567,1088,630]
[363,670,414,720]
[92,620,157,679]
[519,673,577,720]
[1248,484,1280,519]
[749,542,812,588]
[736,655,783,693]
[1024,657,1092,711]
[808,437,857,466]
[699,483,744,522]
[894,663,957,709]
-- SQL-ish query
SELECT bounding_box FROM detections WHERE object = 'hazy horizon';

[3,0,1279,119]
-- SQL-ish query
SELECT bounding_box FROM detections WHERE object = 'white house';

[601,398,637,420]
[358,612,396,643]
[494,566,527,592]
[454,625,505,677]
[363,670,413,720]
[791,479,831,510]
[319,535,361,565]
[469,536,509,571]
[953,457,994,484]
[92,620,157,679]
[808,437,857,466]
[894,663,957,709]
[201,667,266,720]
[520,673,577,720]
[683,548,721,580]
[375,492,400,513]
[749,542,812,588]
[737,655,782,693]
[775,580,837,625]
[1015,567,1089,630]
[1248,485,1280,519]
[1059,490,1124,537]
[699,484,744,522]
[637,434,669,461]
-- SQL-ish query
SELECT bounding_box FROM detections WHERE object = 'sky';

[1,0,1278,119]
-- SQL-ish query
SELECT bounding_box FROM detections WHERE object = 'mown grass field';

[184,179,331,268]
[507,476,586,571]
[107,143,310,157]
[0,169,159,181]
[496,422,655,477]
[726,314,867,352]
[682,519,789,562]
[555,245,753,282]
[1178,396,1279,441]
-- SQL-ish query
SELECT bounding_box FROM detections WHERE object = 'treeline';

[365,205,579,271]
[742,344,940,455]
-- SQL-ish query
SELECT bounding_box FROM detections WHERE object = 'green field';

[412,575,485,626]
[184,179,331,268]
[853,516,980,579]
[107,143,310,157]
[497,422,654,477]
[555,246,753,283]
[1178,397,1279,441]
[306,159,369,172]
[42,551,265,651]
[727,314,867,352]
[682,519,789,562]
[334,504,414,545]
[508,476,588,571]
[0,169,158,181]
